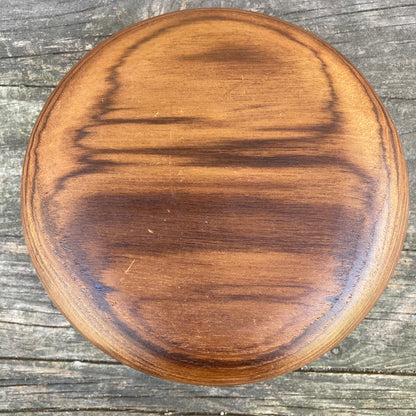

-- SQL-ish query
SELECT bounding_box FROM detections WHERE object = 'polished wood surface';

[21,8,408,385]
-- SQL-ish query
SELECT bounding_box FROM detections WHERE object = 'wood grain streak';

[21,9,408,385]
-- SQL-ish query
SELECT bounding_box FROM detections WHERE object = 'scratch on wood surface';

[124,259,136,274]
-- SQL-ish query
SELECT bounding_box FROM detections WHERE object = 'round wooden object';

[22,9,408,385]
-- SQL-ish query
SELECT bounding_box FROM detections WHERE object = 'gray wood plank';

[1,359,416,415]
[1,0,415,414]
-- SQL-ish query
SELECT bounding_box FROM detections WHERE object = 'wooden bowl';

[21,9,408,385]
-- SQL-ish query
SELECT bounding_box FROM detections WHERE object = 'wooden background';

[1,0,415,414]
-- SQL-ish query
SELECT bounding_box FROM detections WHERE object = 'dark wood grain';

[21,8,408,386]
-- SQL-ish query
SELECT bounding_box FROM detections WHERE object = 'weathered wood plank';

[1,359,416,415]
